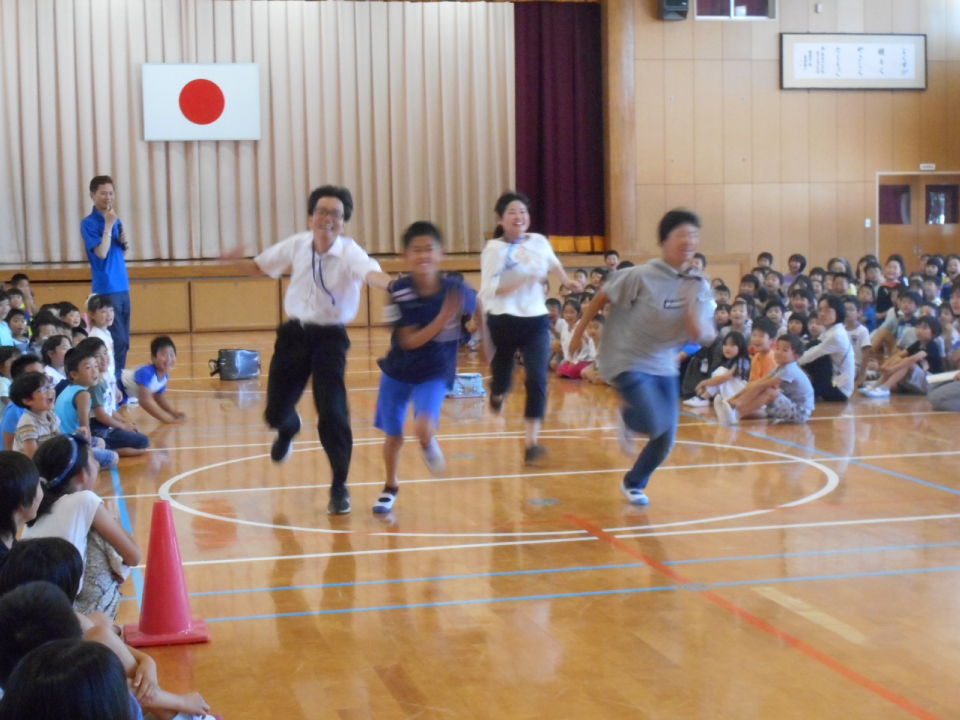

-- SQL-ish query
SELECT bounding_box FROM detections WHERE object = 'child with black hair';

[832,273,854,297]
[764,300,787,336]
[783,253,807,287]
[84,338,148,456]
[722,298,753,341]
[72,324,89,347]
[589,267,607,287]
[41,334,70,387]
[122,336,186,424]
[573,268,589,287]
[923,277,942,307]
[690,252,707,273]
[58,302,83,328]
[0,451,42,560]
[546,297,563,338]
[858,283,877,331]
[10,372,60,457]
[764,270,785,305]
[843,297,872,386]
[87,294,116,381]
[786,288,814,321]
[684,331,750,407]
[739,274,763,307]
[1,355,42,451]
[0,291,11,347]
[581,315,607,385]
[603,250,620,271]
[749,318,779,381]
[54,345,119,469]
[5,308,28,352]
[713,283,732,305]
[714,303,731,331]
[556,298,596,379]
[862,316,944,399]
[0,347,19,413]
[787,312,809,341]
[24,435,140,617]
[372,222,476,513]
[876,258,905,320]
[757,251,773,269]
[0,580,214,719]
[799,295,855,402]
[27,310,60,357]
[716,333,815,425]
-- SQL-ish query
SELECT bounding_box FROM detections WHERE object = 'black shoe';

[270,414,302,464]
[327,486,351,515]
[524,445,547,465]
[490,395,504,413]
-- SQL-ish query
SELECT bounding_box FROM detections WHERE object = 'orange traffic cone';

[123,500,211,647]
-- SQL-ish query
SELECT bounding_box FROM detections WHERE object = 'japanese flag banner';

[142,64,261,141]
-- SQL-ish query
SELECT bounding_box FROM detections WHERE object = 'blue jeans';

[90,419,150,450]
[103,290,131,379]
[613,371,679,490]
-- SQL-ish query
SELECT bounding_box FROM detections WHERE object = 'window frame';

[694,0,777,20]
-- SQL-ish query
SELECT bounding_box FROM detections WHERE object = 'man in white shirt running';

[223,186,392,514]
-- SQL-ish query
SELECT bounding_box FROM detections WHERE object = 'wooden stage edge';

[2,253,750,335]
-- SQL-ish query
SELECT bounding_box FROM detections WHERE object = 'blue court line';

[115,539,960,603]
[110,466,144,609]
[679,409,960,497]
[203,562,960,623]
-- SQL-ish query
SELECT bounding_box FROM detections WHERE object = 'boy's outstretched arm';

[569,290,608,356]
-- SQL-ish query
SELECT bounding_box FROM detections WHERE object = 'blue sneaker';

[620,481,649,506]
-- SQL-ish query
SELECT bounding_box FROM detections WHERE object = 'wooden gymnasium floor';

[106,329,960,720]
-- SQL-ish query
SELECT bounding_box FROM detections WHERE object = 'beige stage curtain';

[0,0,516,264]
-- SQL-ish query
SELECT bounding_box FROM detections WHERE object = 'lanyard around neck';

[312,246,337,306]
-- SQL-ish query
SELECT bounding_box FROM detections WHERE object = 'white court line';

[141,512,960,568]
[157,536,597,569]
[614,512,960,539]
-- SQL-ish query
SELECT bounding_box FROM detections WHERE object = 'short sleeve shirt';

[749,349,777,382]
[1,403,24,437]
[377,276,477,386]
[599,260,715,381]
[81,207,130,294]
[22,490,103,589]
[479,234,562,316]
[906,340,944,374]
[90,377,117,416]
[772,361,815,416]
[255,233,381,326]
[14,410,61,452]
[134,364,168,394]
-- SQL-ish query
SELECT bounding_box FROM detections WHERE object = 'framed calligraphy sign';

[781,33,926,90]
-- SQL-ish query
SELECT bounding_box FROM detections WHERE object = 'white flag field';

[142,63,261,141]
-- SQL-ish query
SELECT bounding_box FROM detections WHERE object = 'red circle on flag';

[178,79,225,125]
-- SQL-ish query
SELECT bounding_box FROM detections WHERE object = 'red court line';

[564,514,946,720]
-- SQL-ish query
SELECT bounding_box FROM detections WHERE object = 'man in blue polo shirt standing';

[81,175,131,396]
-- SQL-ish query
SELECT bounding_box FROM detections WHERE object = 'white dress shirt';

[480,233,562,317]
[255,233,381,326]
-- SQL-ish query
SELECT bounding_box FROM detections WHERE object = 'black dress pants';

[264,321,352,488]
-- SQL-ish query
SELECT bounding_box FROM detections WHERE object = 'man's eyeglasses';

[313,208,344,220]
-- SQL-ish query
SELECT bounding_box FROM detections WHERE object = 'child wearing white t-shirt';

[86,295,116,380]
[556,299,596,379]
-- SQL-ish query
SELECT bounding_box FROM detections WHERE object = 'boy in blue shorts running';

[373,222,477,513]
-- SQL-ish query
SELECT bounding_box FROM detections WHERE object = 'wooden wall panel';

[751,184,782,272]
[780,183,810,264]
[627,0,958,271]
[780,93,809,182]
[663,61,695,184]
[751,61,781,183]
[919,63,947,168]
[809,183,839,264]
[191,278,280,332]
[129,281,190,334]
[722,61,752,184]
[636,184,665,254]
[891,93,921,172]
[836,92,865,182]
[808,92,838,182]
[722,184,752,254]
[695,184,725,256]
[636,60,665,185]
[30,283,94,316]
[694,62,724,184]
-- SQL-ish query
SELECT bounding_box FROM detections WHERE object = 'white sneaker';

[862,386,891,399]
[615,411,638,456]
[421,438,446,476]
[373,490,398,514]
[620,481,649,506]
[858,382,878,394]
[683,396,710,407]
[713,395,739,425]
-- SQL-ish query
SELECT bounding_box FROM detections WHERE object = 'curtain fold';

[0,0,516,264]
[514,2,604,240]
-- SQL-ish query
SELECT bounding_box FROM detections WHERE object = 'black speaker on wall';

[659,0,689,21]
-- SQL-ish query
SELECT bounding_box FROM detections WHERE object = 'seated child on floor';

[122,336,186,424]
[748,318,779,380]
[553,299,596,379]
[683,331,750,407]
[715,333,815,425]
[861,316,944,399]
[581,314,607,385]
